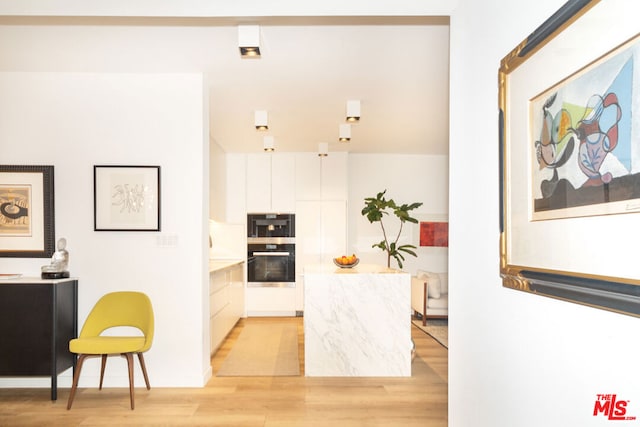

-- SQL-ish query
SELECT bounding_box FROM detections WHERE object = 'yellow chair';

[67,291,154,410]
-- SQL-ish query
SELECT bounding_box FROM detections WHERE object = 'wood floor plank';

[0,317,448,426]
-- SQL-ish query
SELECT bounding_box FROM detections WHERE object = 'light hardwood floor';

[0,317,448,426]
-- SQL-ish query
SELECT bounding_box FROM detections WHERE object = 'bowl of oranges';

[333,254,359,268]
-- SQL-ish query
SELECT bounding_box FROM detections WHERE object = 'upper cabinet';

[245,153,271,212]
[295,152,348,201]
[271,154,297,212]
[246,153,296,213]
[225,151,348,220]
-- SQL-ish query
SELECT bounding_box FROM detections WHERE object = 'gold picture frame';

[499,0,640,316]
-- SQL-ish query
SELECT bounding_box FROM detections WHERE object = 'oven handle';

[251,251,291,256]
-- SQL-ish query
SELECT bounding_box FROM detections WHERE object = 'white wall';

[348,154,448,274]
[224,153,248,223]
[449,1,640,426]
[209,139,227,221]
[0,72,211,387]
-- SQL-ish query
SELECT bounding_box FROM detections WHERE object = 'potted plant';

[361,190,423,269]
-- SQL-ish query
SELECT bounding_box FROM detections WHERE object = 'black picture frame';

[0,165,55,258]
[94,165,161,232]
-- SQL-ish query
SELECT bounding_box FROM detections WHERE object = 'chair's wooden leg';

[67,354,87,410]
[99,354,108,390]
[137,353,151,390]
[124,353,135,410]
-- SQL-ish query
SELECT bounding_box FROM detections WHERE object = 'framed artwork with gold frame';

[498,0,640,316]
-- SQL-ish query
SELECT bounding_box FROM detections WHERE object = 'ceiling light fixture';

[346,100,361,122]
[318,142,329,157]
[255,110,268,130]
[263,136,275,152]
[339,124,351,142]
[238,25,261,58]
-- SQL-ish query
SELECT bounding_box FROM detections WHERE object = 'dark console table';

[0,277,78,400]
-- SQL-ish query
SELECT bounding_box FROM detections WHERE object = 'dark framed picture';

[0,165,55,258]
[94,165,161,231]
[498,0,640,316]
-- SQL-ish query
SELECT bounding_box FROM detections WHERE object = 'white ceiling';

[0,16,450,155]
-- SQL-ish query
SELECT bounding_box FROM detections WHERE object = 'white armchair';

[411,270,448,326]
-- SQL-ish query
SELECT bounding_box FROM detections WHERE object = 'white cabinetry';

[271,154,296,211]
[295,200,347,310]
[245,153,271,212]
[246,153,295,213]
[295,154,322,200]
[210,262,244,354]
[228,264,244,321]
[245,287,297,317]
[294,153,349,311]
[295,152,348,201]
[224,152,349,316]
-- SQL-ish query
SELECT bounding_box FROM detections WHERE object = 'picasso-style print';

[531,39,638,220]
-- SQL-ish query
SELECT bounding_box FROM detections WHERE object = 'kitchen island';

[304,263,412,377]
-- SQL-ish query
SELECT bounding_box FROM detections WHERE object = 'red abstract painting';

[419,222,448,247]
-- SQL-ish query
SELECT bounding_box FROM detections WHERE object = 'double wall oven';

[247,213,295,288]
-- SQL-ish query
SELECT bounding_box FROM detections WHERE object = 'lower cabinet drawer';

[210,316,227,354]
[210,286,230,317]
[245,287,296,316]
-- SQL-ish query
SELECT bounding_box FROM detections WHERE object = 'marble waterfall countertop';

[209,259,244,272]
[303,263,412,377]
[303,263,407,275]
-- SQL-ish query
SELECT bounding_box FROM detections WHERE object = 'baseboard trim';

[246,310,297,317]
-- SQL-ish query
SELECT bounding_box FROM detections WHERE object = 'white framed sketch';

[94,165,160,231]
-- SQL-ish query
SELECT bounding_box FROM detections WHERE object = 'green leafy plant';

[361,190,423,269]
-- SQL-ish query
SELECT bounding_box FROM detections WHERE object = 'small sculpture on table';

[41,238,70,279]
